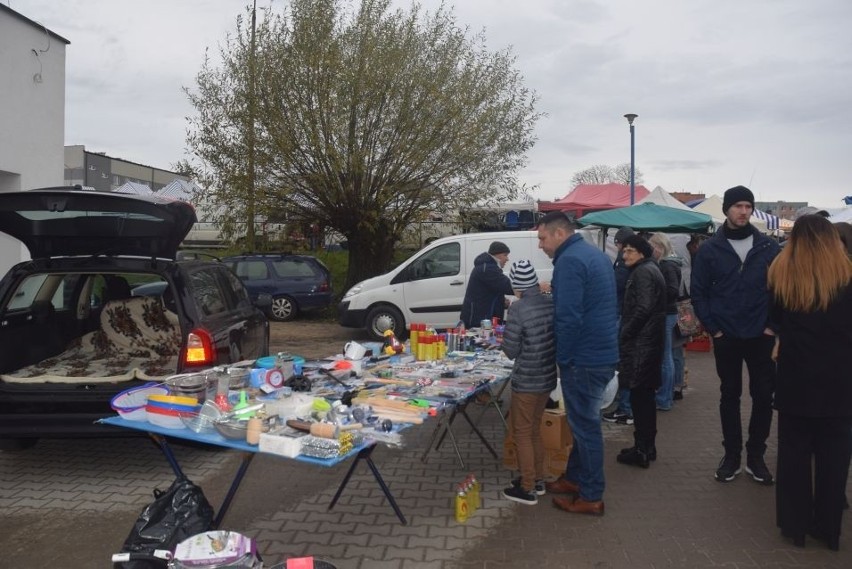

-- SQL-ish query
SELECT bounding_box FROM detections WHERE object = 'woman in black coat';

[616,235,667,468]
[768,215,852,551]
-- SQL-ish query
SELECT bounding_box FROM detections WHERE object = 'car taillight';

[317,280,329,292]
[184,328,214,366]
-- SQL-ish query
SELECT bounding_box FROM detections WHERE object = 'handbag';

[676,298,701,337]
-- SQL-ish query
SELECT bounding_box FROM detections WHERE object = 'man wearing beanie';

[691,185,781,484]
[500,260,557,505]
[460,241,513,328]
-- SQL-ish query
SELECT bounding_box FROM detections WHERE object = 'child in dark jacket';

[500,260,557,505]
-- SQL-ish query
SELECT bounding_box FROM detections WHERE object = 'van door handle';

[450,280,464,286]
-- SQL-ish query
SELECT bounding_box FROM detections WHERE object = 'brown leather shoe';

[545,477,580,495]
[552,496,605,516]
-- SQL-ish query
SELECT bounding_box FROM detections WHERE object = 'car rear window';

[272,259,317,278]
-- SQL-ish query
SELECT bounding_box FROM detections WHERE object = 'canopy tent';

[690,194,769,233]
[752,208,780,230]
[829,208,852,223]
[538,183,650,217]
[576,202,714,233]
[638,186,692,210]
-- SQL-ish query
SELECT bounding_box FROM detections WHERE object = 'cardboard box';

[541,409,572,450]
[503,409,573,476]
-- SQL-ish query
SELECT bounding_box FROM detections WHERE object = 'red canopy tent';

[538,183,650,218]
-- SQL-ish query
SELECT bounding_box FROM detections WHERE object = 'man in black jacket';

[459,241,513,328]
[691,186,781,485]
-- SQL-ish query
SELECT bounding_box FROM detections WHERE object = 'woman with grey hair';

[648,233,683,410]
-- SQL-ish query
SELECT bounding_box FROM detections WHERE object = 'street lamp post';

[624,113,638,204]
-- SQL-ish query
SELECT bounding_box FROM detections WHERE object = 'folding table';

[419,374,510,469]
[100,416,407,526]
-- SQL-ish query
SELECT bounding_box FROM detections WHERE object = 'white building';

[0,4,69,274]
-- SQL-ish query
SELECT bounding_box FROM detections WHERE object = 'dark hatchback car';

[0,188,269,449]
[222,253,333,322]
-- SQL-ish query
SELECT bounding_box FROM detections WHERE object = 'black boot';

[620,445,656,461]
[617,446,650,468]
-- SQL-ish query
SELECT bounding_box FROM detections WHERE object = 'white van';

[338,230,597,340]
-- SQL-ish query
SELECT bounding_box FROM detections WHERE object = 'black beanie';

[722,185,755,213]
[620,234,654,259]
[488,241,510,255]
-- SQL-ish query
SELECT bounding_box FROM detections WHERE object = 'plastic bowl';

[146,410,186,429]
[214,418,249,440]
[146,403,201,417]
[146,399,202,414]
[111,383,169,421]
[148,394,201,406]
[179,401,223,433]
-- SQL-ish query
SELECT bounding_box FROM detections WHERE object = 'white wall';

[0,6,67,274]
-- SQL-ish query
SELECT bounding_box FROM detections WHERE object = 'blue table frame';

[420,375,509,469]
[100,416,407,526]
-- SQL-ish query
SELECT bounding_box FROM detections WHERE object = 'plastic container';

[111,383,169,421]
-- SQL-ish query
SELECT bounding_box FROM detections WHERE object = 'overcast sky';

[11,0,852,209]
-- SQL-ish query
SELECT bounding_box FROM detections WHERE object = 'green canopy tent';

[577,202,714,234]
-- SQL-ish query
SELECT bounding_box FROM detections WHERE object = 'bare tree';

[183,0,541,291]
[571,163,644,187]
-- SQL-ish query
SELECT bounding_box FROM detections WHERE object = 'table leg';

[149,434,184,478]
[213,452,255,529]
[457,404,499,459]
[328,444,407,525]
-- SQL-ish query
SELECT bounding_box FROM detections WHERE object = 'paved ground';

[1,338,849,567]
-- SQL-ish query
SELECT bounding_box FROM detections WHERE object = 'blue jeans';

[616,387,633,415]
[672,344,685,390]
[560,363,616,502]
[655,313,677,409]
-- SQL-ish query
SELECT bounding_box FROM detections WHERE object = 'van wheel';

[269,296,298,322]
[366,306,405,341]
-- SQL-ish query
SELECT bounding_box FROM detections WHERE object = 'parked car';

[0,188,270,449]
[222,253,333,322]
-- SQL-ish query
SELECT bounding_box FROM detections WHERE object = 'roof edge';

[0,4,71,45]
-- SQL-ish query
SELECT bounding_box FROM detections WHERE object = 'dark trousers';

[776,412,851,542]
[711,334,776,457]
[630,386,657,450]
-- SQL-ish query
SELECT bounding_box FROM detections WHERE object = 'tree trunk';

[344,233,397,292]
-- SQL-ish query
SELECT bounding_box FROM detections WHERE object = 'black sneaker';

[673,390,684,401]
[745,456,774,485]
[715,454,742,482]
[512,477,545,496]
[502,484,538,505]
[602,410,634,425]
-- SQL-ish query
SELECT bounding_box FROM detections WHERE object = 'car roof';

[0,188,197,259]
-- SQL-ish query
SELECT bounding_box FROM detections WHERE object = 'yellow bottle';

[454,486,469,523]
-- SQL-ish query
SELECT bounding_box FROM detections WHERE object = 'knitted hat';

[614,226,635,244]
[509,260,538,289]
[620,234,654,259]
[488,241,510,255]
[722,185,755,213]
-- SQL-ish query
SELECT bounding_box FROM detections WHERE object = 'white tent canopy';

[691,194,769,233]
[638,186,692,210]
[829,208,852,223]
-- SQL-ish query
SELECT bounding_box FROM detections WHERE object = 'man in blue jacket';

[460,241,513,328]
[538,212,618,516]
[691,186,780,485]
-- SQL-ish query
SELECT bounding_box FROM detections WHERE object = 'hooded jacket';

[459,252,513,328]
[618,257,667,389]
[501,286,558,394]
[690,225,780,338]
